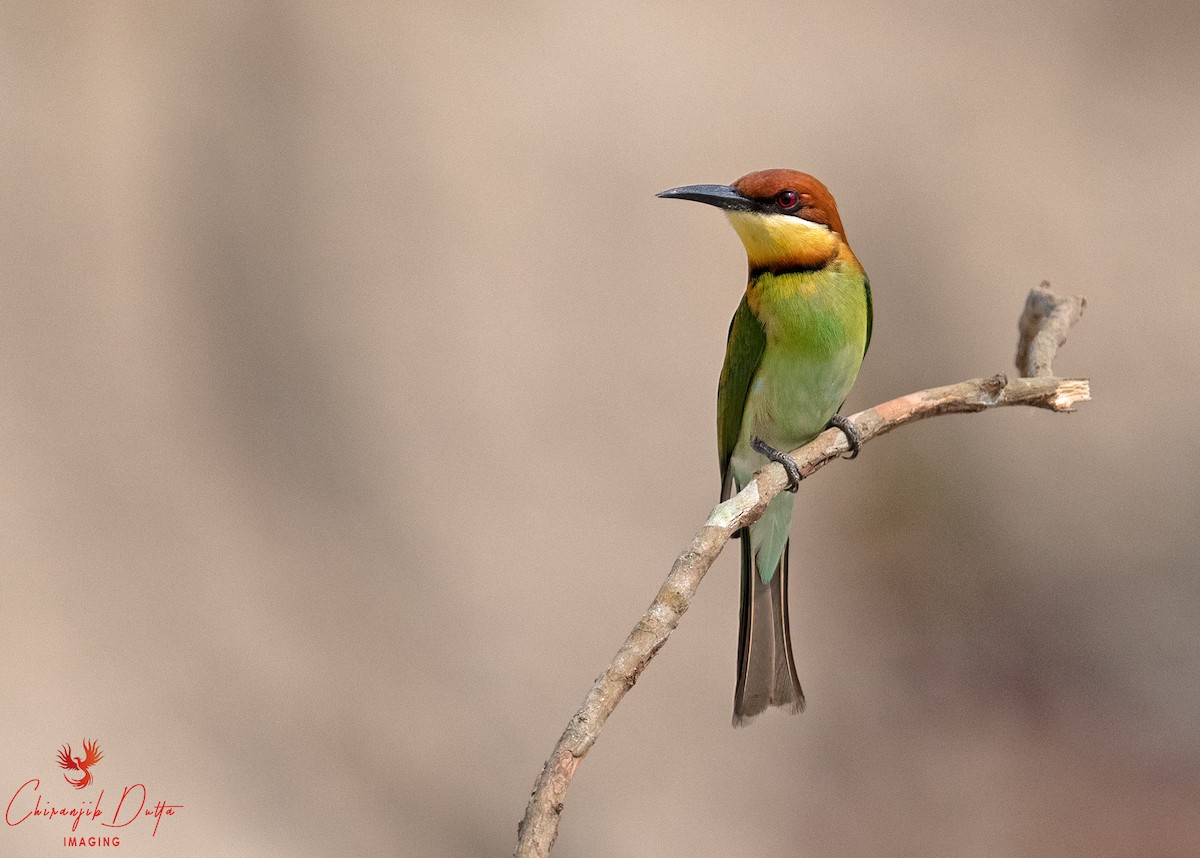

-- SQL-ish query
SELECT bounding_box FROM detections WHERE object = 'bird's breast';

[731,262,869,477]
[747,263,868,358]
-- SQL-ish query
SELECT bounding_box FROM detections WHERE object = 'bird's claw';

[751,437,803,492]
[827,415,862,459]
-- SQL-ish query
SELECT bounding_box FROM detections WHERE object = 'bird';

[658,169,871,725]
[56,739,104,789]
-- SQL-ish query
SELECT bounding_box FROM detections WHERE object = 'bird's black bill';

[656,183,756,212]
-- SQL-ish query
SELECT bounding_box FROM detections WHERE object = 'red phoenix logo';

[55,740,103,790]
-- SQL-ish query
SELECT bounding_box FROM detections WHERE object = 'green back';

[718,294,766,500]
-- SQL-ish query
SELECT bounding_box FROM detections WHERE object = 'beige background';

[3,2,1199,856]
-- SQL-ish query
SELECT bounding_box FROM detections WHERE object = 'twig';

[1016,281,1086,377]
[515,286,1091,858]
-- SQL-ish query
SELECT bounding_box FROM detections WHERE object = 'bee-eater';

[658,170,871,725]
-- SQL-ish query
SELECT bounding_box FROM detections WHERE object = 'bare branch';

[515,286,1090,858]
[1016,281,1086,377]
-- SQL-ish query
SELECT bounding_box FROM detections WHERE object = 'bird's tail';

[733,534,804,726]
[64,770,91,790]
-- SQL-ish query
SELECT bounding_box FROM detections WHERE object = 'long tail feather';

[733,536,804,726]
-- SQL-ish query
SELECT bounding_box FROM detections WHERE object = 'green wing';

[718,294,767,501]
[862,272,873,358]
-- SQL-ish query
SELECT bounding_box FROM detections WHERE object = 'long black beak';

[656,183,756,212]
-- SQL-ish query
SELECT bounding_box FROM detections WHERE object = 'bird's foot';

[751,437,803,492]
[827,415,862,459]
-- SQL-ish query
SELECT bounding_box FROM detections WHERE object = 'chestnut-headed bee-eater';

[658,170,871,725]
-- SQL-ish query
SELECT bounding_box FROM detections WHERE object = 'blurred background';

[2,2,1198,856]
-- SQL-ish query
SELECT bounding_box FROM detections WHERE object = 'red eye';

[776,190,800,211]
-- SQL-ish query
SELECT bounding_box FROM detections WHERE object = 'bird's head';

[658,169,849,272]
